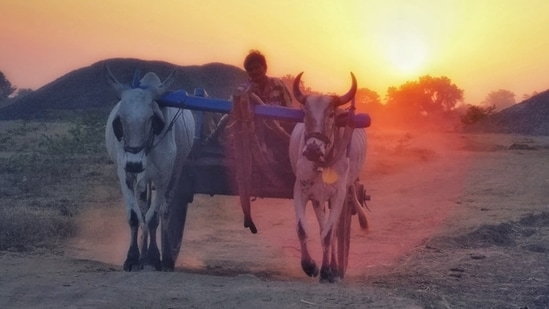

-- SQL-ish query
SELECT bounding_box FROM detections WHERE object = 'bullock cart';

[158,88,371,278]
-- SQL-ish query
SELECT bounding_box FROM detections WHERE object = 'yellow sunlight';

[385,29,427,75]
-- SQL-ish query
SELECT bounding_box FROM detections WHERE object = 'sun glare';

[386,30,427,75]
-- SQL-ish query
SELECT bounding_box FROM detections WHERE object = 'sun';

[386,30,427,75]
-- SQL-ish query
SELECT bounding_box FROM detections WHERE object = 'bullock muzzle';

[303,141,325,162]
[303,132,330,162]
[125,161,144,173]
[123,149,145,173]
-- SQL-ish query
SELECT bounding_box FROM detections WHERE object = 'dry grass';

[0,115,116,252]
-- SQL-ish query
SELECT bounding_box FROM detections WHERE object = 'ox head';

[293,72,357,164]
[106,64,176,173]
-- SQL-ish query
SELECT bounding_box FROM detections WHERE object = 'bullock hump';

[139,72,162,89]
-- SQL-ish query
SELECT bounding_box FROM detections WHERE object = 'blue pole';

[158,89,370,128]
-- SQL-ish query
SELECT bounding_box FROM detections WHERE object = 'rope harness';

[122,108,183,156]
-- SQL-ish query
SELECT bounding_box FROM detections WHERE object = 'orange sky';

[1,0,548,104]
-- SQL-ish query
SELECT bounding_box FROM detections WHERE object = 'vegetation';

[0,70,16,101]
[461,104,496,125]
[2,59,528,132]
[0,113,114,252]
[481,89,516,112]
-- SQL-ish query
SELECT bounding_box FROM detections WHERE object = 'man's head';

[244,50,268,83]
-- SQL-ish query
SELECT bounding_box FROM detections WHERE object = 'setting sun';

[386,30,427,75]
[1,0,549,104]
[370,3,432,77]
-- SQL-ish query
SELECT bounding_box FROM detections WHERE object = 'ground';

[1,130,549,308]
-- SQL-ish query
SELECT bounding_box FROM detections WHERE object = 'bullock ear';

[112,116,123,141]
[104,62,129,100]
[151,103,165,135]
[152,115,165,135]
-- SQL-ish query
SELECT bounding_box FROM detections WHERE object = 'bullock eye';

[328,111,335,118]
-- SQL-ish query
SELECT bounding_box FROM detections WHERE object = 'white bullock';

[105,66,195,271]
[289,72,367,282]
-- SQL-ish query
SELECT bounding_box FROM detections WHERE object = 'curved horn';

[104,62,127,99]
[104,62,121,87]
[158,69,177,93]
[292,72,306,105]
[337,72,357,106]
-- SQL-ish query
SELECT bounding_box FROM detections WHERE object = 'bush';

[461,104,495,125]
[0,206,76,251]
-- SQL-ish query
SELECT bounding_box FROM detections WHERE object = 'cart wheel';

[337,195,353,278]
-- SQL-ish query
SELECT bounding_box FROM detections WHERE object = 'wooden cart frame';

[158,87,370,278]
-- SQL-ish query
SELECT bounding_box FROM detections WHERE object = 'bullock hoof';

[147,256,162,271]
[123,258,142,272]
[301,260,319,278]
[147,249,162,271]
[319,267,340,283]
[162,258,175,272]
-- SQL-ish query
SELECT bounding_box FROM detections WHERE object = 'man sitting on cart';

[240,50,296,165]
[242,50,294,109]
[208,50,295,164]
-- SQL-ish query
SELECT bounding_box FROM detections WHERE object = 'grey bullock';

[289,72,368,282]
[105,66,195,271]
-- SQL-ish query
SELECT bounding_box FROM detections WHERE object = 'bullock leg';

[138,224,148,269]
[136,183,155,270]
[139,183,161,271]
[124,209,141,271]
[294,187,318,278]
[162,200,188,271]
[319,191,347,283]
[160,204,174,271]
[119,173,143,271]
[147,210,162,271]
[160,169,192,272]
[330,241,340,280]
[319,225,338,283]
[310,200,339,283]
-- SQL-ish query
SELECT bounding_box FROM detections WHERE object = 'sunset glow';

[1,0,549,104]
[385,29,428,75]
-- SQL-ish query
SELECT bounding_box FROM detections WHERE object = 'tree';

[0,70,16,101]
[419,75,463,113]
[481,89,515,111]
[355,88,382,114]
[385,75,464,119]
[281,74,318,98]
[461,104,496,124]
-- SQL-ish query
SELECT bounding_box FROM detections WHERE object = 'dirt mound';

[429,212,549,250]
[468,89,549,135]
[0,58,247,120]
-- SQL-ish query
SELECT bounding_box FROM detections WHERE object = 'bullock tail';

[349,181,369,230]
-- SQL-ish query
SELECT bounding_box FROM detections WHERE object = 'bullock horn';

[104,62,120,87]
[157,69,177,96]
[292,72,306,105]
[337,72,357,106]
[161,69,177,88]
[104,62,127,100]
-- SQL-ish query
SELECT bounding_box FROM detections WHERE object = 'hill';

[0,58,248,120]
[465,89,549,135]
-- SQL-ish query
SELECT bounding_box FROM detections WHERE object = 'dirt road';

[1,132,548,308]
